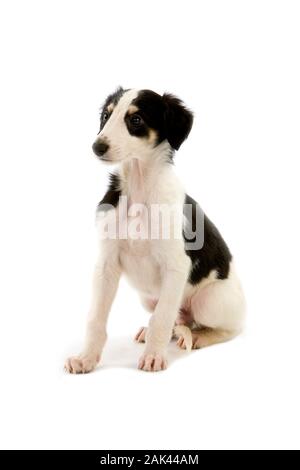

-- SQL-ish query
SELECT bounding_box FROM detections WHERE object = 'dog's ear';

[163,93,193,150]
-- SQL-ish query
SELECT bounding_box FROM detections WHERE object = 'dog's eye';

[130,115,142,127]
[103,111,109,122]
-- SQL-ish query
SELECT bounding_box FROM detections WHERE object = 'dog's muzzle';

[92,139,109,157]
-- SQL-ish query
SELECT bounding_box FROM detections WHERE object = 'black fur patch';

[97,173,121,212]
[162,94,193,150]
[130,90,166,144]
[183,194,232,285]
[125,112,150,138]
[130,90,193,151]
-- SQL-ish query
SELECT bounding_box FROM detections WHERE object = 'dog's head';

[92,87,193,163]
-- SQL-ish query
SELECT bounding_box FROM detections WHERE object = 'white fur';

[65,90,245,374]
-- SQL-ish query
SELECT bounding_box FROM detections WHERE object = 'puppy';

[65,87,245,373]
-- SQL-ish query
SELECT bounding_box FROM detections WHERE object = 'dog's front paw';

[64,353,100,374]
[138,352,167,372]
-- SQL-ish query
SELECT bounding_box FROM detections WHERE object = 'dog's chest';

[119,241,161,295]
[118,205,161,295]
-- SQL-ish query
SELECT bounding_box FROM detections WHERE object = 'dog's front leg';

[65,256,121,374]
[138,260,189,372]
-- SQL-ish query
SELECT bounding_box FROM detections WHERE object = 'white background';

[0,0,299,450]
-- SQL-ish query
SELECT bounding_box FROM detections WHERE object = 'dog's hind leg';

[134,296,157,343]
[135,326,147,343]
[176,326,239,350]
[177,264,245,350]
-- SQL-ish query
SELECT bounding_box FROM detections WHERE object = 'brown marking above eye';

[127,105,139,115]
[107,103,114,113]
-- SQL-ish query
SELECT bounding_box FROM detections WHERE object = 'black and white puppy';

[65,87,245,373]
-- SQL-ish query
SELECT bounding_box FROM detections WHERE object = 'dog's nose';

[92,140,109,157]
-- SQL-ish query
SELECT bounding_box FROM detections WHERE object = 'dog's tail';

[173,324,193,352]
